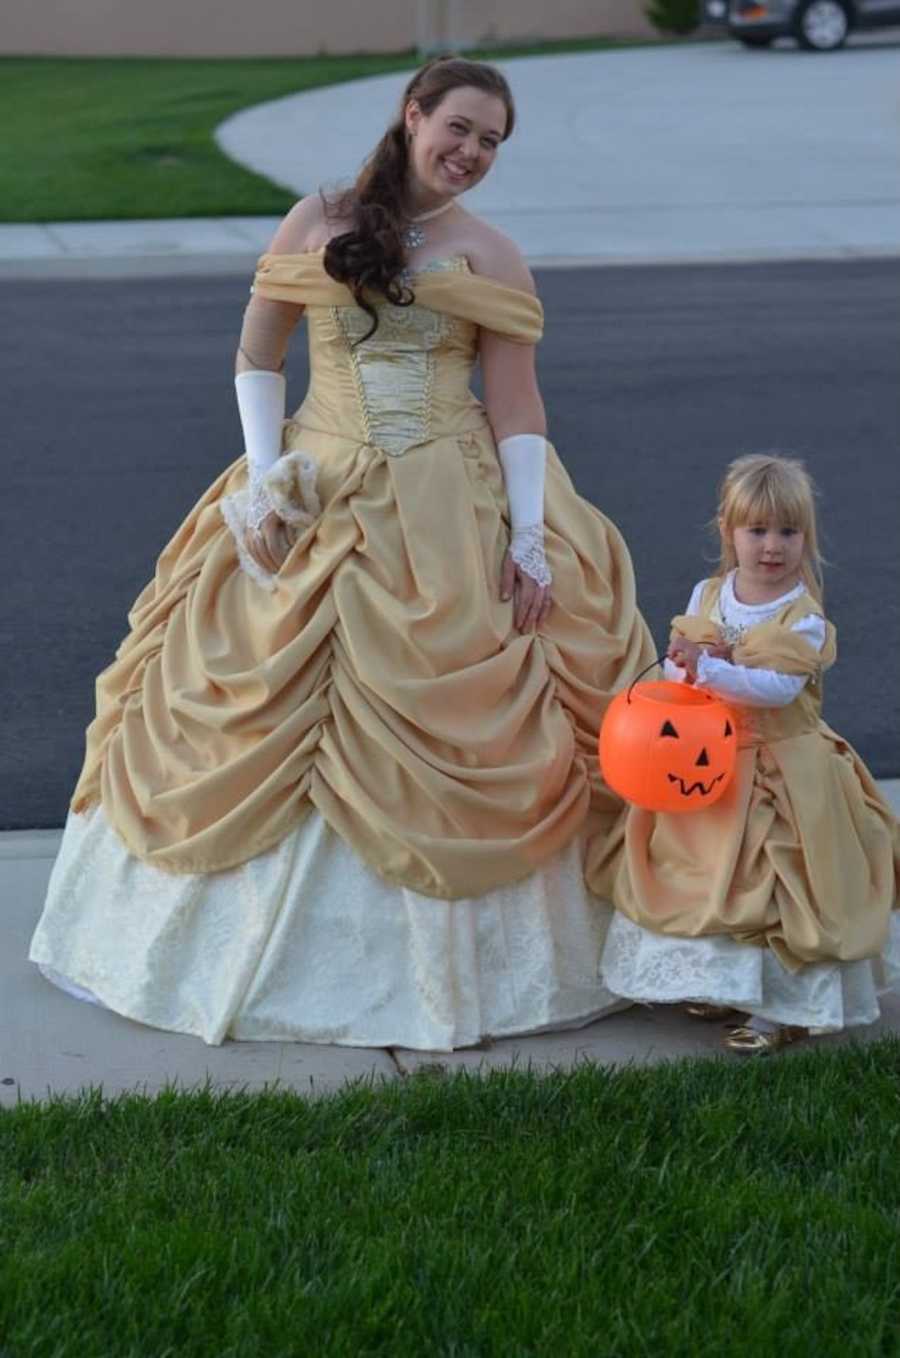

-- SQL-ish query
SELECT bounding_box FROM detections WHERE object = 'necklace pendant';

[402,224,426,249]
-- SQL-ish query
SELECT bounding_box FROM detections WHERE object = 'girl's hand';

[667,637,702,679]
[501,551,553,632]
[245,510,295,575]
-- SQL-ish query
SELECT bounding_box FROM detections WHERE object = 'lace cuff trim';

[220,450,321,590]
[509,523,552,589]
[220,490,277,592]
[264,450,321,524]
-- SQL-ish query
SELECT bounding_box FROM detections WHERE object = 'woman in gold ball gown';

[30,58,654,1049]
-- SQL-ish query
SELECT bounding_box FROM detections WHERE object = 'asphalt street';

[3,258,898,829]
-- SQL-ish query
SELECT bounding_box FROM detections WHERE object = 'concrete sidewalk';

[217,42,900,267]
[5,41,900,278]
[0,216,283,280]
[4,779,899,1105]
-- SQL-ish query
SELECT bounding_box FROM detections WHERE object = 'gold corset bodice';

[302,259,483,456]
[252,251,544,458]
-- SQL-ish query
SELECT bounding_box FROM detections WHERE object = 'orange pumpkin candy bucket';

[599,677,737,814]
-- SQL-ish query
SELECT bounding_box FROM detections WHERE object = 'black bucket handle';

[626,653,669,704]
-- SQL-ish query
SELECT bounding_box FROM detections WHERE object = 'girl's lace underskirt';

[601,912,900,1030]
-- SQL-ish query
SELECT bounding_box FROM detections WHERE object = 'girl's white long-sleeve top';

[664,571,826,708]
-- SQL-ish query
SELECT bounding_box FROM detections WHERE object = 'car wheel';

[794,0,850,48]
[737,32,775,45]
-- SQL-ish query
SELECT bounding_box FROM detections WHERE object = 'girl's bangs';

[730,473,810,533]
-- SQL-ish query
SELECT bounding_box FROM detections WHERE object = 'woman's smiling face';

[404,86,508,206]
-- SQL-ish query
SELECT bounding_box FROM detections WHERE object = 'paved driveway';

[217,42,900,263]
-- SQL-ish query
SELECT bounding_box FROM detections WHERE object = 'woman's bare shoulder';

[266,194,352,255]
[462,218,536,294]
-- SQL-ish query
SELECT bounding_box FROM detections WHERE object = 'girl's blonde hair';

[716,453,824,600]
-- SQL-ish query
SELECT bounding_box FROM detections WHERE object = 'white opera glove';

[235,369,286,531]
[221,370,321,590]
[497,434,552,589]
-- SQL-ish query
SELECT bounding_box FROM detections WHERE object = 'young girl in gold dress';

[29,57,654,1050]
[601,454,900,1053]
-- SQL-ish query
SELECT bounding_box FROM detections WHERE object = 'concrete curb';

[6,238,900,281]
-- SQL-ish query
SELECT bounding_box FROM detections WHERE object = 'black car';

[704,0,900,48]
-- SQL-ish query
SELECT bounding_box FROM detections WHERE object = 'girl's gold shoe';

[723,1024,806,1055]
[684,1003,741,1021]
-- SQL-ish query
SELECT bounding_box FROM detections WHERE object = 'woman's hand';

[244,510,295,575]
[501,551,553,632]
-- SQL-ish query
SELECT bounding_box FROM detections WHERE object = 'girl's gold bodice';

[672,581,837,747]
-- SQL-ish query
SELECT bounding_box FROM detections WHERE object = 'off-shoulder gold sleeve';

[412,272,544,344]
[251,252,544,344]
[252,252,354,307]
[669,613,837,675]
[733,621,837,675]
[669,616,723,647]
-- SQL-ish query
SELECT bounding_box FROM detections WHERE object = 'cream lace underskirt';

[601,912,900,1031]
[30,807,623,1050]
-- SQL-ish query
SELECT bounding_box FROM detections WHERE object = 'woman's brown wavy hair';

[323,56,515,341]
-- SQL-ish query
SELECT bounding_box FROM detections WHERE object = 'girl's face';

[727,519,806,600]
[404,87,507,208]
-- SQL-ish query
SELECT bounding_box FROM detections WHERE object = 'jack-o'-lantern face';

[599,681,737,814]
[656,712,735,802]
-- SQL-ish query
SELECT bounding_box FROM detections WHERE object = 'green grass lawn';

[2,40,660,224]
[4,1040,900,1356]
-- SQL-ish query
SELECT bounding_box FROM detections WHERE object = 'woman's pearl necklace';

[402,198,455,249]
